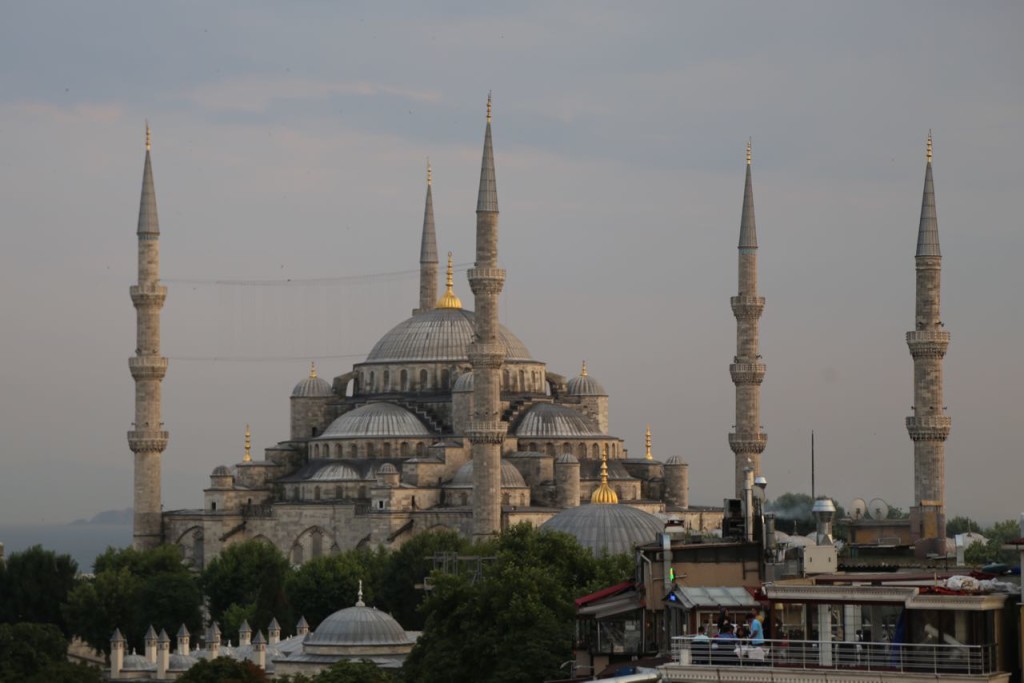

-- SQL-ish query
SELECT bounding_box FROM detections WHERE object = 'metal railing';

[670,636,999,675]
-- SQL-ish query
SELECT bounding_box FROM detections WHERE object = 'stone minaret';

[728,141,767,498]
[468,94,507,539]
[906,132,950,542]
[128,124,169,550]
[415,160,439,314]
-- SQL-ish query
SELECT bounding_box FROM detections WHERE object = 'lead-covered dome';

[515,403,603,438]
[541,504,664,555]
[448,459,527,488]
[365,308,532,362]
[566,361,607,396]
[293,363,332,397]
[320,403,431,439]
[305,605,413,649]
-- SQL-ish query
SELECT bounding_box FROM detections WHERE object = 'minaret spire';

[468,95,507,538]
[128,123,169,549]
[729,140,767,498]
[645,424,653,461]
[244,424,252,463]
[415,158,439,314]
[906,131,949,547]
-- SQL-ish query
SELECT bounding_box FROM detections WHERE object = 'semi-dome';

[452,371,474,392]
[541,504,664,555]
[566,361,607,396]
[320,403,431,439]
[514,403,603,438]
[555,453,579,465]
[293,363,332,397]
[448,460,527,488]
[305,462,362,481]
[306,605,412,648]
[364,308,532,363]
[664,456,686,465]
[212,465,232,477]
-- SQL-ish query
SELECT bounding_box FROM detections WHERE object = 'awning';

[664,585,759,611]
[578,591,642,619]
[575,581,635,608]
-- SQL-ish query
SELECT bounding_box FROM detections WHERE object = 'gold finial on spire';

[436,252,462,309]
[926,130,932,163]
[645,424,653,461]
[309,361,317,379]
[243,424,252,463]
[356,579,365,607]
[145,120,151,152]
[746,138,751,166]
[591,444,619,504]
[427,158,432,187]
[486,91,492,124]
[581,360,588,377]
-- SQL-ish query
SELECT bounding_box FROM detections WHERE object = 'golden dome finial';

[427,158,432,187]
[436,252,462,309]
[580,360,587,377]
[746,138,751,166]
[926,130,932,163]
[309,361,317,379]
[486,91,492,124]
[244,424,252,463]
[591,444,619,504]
[645,424,653,461]
[145,120,151,152]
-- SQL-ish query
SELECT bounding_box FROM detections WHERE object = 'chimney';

[110,629,125,679]
[812,498,836,545]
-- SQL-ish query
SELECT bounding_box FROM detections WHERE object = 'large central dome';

[365,308,532,363]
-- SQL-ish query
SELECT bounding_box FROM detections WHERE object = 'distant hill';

[70,508,132,525]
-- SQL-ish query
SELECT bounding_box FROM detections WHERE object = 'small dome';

[664,456,686,465]
[514,403,602,438]
[377,463,399,475]
[121,653,155,672]
[541,504,664,555]
[293,363,332,398]
[566,362,607,396]
[364,308,532,363]
[212,465,232,477]
[168,652,199,671]
[306,462,361,481]
[449,460,527,488]
[320,403,431,439]
[555,453,579,465]
[452,372,474,392]
[306,605,412,647]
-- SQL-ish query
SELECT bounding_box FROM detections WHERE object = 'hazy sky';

[1,2,1021,526]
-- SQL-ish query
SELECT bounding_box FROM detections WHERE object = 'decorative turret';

[728,139,767,497]
[591,445,619,504]
[110,629,125,679]
[906,131,950,544]
[128,122,169,550]
[566,361,609,432]
[291,361,332,440]
[435,252,463,309]
[468,93,508,539]
[415,159,439,314]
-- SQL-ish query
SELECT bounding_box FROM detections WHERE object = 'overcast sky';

[1,2,1021,526]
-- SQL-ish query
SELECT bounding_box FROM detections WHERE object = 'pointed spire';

[645,425,653,461]
[137,123,160,236]
[420,159,438,265]
[738,139,757,250]
[355,579,365,607]
[916,131,941,257]
[580,360,587,377]
[591,444,619,504]
[477,93,498,213]
[243,424,252,462]
[436,252,463,309]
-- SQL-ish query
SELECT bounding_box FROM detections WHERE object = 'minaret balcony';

[730,362,766,385]
[730,296,765,319]
[467,267,506,295]
[906,330,950,358]
[128,430,170,452]
[129,356,168,379]
[906,415,951,441]
[130,284,167,306]
[466,421,507,444]
[728,432,767,454]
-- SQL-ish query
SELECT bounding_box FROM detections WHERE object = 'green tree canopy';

[0,545,78,635]
[285,551,381,630]
[947,516,982,537]
[176,656,269,683]
[201,540,293,634]
[308,659,399,683]
[0,621,104,682]
[63,545,202,653]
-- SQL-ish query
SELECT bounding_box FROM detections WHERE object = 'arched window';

[349,444,358,458]
[335,485,342,499]
[420,369,429,390]
[416,442,425,456]
[400,442,410,456]
[562,442,572,454]
[211,501,217,511]
[400,370,408,391]
[529,442,537,452]
[519,370,525,391]
[503,369,510,388]
[335,444,342,457]
[383,370,390,391]
[314,486,321,500]
[292,487,300,501]
[383,443,392,457]
[592,443,600,459]
[577,443,587,458]
[546,443,555,456]
[366,442,376,457]
[441,369,450,389]
[369,371,375,392]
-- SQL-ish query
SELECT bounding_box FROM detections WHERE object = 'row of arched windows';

[357,365,546,394]
[520,441,620,458]
[310,441,427,459]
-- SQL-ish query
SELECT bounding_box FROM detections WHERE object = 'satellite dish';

[868,498,890,520]
[849,498,868,520]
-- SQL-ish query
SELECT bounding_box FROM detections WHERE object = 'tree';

[63,545,202,653]
[176,657,269,683]
[963,519,1021,567]
[285,552,378,629]
[946,516,982,537]
[0,545,78,635]
[0,622,104,682]
[310,659,398,683]
[201,540,293,634]
[374,529,469,630]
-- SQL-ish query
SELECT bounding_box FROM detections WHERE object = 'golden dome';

[436,252,462,310]
[591,445,619,504]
